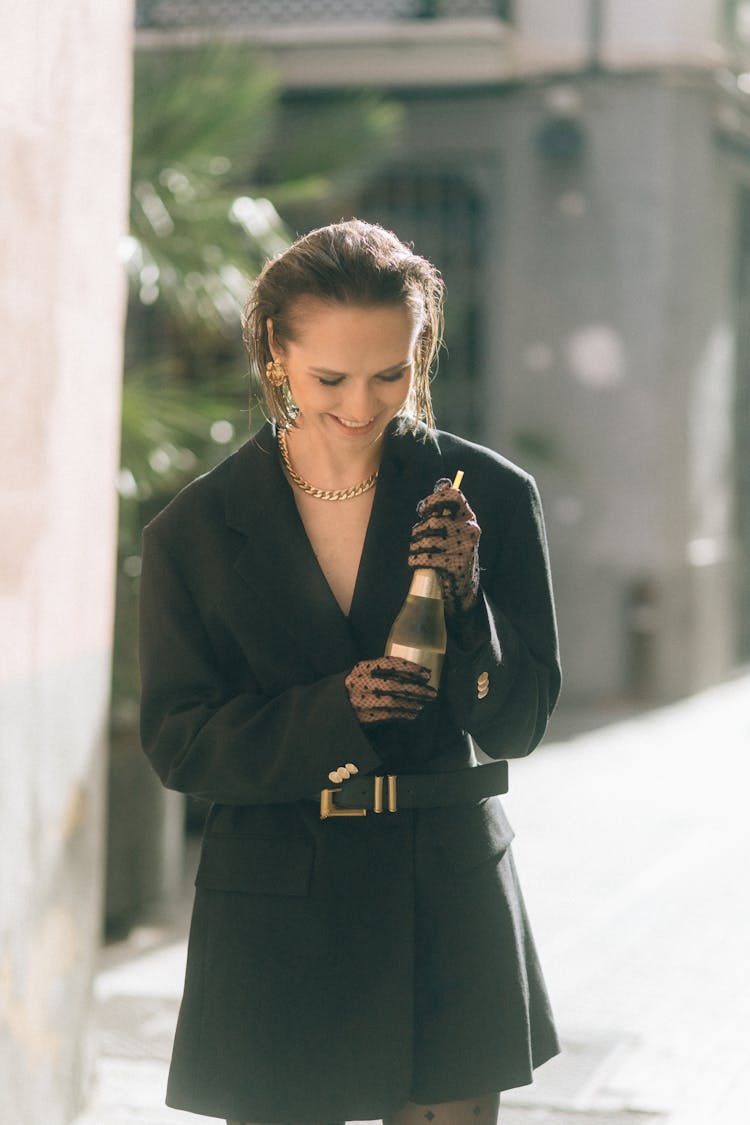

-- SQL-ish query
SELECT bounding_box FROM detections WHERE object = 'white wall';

[485,73,736,702]
[603,0,720,66]
[0,3,133,1121]
[515,0,591,70]
[515,0,721,70]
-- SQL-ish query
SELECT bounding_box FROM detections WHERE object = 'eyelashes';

[317,370,408,388]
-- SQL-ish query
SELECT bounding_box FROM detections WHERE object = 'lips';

[336,416,373,428]
[330,414,377,435]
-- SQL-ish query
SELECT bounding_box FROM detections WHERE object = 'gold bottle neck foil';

[409,568,443,600]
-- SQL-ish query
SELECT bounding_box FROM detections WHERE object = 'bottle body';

[385,568,447,688]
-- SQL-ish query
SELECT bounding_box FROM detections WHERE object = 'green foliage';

[114,361,248,725]
[132,46,276,178]
[120,361,249,499]
[127,44,288,335]
[113,42,399,718]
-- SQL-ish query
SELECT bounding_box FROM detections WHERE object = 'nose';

[341,381,377,422]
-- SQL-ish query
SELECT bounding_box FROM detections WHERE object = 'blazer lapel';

[224,420,447,675]
[224,422,360,676]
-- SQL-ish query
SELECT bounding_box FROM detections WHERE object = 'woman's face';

[270,300,419,451]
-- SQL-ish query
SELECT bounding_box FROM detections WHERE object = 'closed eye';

[312,362,411,387]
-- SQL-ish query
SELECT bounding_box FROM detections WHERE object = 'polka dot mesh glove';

[345,656,437,725]
[409,478,481,617]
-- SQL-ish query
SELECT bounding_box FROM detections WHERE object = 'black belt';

[319,760,508,819]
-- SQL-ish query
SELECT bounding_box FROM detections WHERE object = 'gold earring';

[265,358,288,388]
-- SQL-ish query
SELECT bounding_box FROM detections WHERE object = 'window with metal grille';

[358,170,486,440]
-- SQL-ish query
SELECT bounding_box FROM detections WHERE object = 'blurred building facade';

[137,0,747,708]
[0,4,132,1123]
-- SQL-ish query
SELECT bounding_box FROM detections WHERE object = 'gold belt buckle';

[319,775,398,819]
[319,787,367,819]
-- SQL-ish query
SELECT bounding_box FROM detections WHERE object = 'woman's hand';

[409,478,481,617]
[345,656,437,725]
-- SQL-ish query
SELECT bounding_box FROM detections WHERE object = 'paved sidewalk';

[73,672,750,1125]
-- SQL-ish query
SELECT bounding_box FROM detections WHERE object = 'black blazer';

[138,419,561,1121]
[140,419,560,799]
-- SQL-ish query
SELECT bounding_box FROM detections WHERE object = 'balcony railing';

[136,0,513,29]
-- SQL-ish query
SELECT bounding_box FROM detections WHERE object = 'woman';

[139,219,561,1125]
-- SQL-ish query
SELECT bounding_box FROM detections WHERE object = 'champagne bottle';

[383,470,464,690]
[384,568,447,689]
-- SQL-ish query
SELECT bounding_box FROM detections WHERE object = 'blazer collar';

[224,419,446,673]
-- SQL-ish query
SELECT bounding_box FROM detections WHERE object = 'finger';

[413,511,479,535]
[365,692,432,711]
[361,704,425,723]
[408,556,449,578]
[410,521,480,553]
[371,693,434,712]
[408,549,449,570]
[372,657,433,681]
[359,692,433,715]
[411,517,450,539]
[416,494,454,518]
[408,560,449,582]
[408,537,453,563]
[418,488,477,522]
[424,497,464,519]
[409,530,450,555]
[422,485,463,506]
[368,679,438,701]
[377,654,432,671]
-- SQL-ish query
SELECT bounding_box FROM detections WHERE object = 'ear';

[266,317,283,361]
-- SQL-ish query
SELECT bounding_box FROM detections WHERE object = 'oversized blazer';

[139,418,562,1124]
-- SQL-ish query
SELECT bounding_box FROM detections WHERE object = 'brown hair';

[242,219,444,432]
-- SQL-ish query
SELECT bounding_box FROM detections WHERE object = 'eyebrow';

[308,361,411,378]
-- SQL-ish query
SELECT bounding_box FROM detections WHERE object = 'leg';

[385,1094,500,1125]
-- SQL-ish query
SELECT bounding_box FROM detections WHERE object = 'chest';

[293,491,375,616]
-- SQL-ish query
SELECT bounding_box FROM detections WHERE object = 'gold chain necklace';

[277,428,379,502]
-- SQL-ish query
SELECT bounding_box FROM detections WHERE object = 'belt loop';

[373,775,384,814]
[387,774,398,813]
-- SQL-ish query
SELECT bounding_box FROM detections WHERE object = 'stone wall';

[0,3,133,1122]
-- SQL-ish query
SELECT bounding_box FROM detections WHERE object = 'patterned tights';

[386,1094,500,1125]
[228,1094,501,1125]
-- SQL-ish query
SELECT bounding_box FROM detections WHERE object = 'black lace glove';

[345,656,437,725]
[409,478,481,617]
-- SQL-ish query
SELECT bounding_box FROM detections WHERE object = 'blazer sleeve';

[138,524,383,805]
[439,473,561,759]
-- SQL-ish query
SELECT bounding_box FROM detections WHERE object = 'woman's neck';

[282,420,387,490]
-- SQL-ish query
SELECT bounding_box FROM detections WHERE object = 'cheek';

[393,384,410,408]
[287,373,323,407]
[390,374,413,406]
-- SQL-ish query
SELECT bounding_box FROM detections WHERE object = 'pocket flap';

[429,796,515,872]
[195,834,313,896]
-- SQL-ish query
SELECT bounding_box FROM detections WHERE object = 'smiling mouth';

[334,416,375,429]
